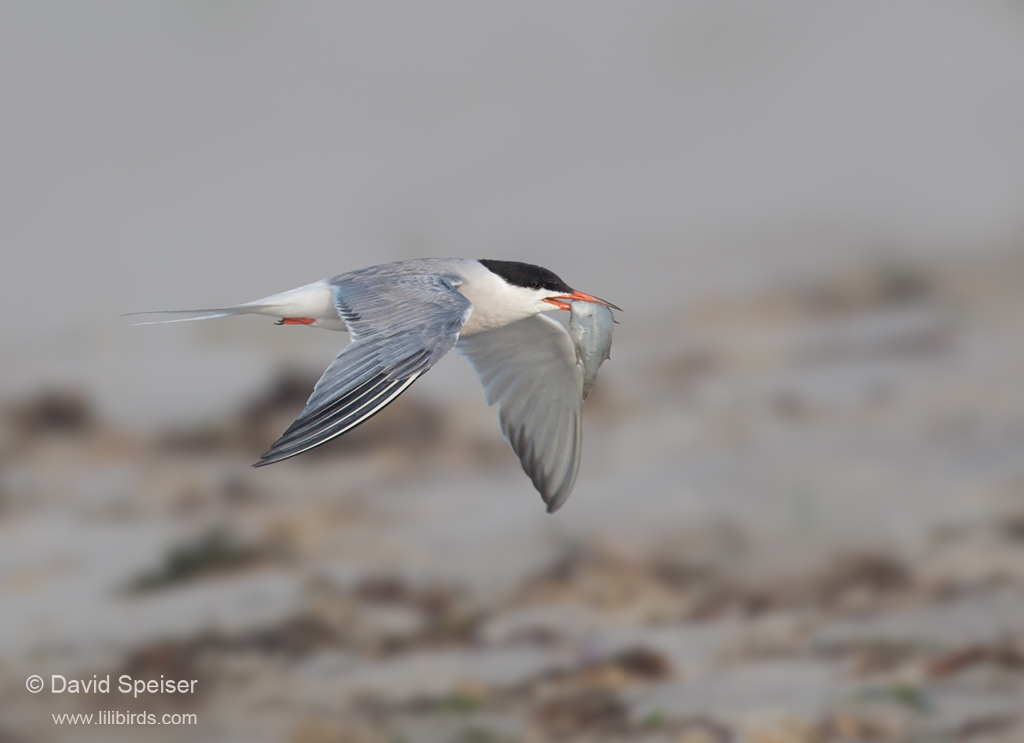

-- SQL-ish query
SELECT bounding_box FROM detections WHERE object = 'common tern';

[131,258,619,512]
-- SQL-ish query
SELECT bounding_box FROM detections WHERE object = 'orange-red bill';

[278,317,316,325]
[542,290,621,312]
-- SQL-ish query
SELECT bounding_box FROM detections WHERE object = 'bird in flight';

[131,258,619,512]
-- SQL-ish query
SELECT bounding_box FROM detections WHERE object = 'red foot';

[277,317,316,325]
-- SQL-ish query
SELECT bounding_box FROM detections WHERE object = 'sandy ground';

[1,255,1023,742]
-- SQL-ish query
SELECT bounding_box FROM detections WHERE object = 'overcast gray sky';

[2,2,1023,423]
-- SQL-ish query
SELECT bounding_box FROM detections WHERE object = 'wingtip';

[543,484,574,514]
[254,447,291,467]
[254,443,295,467]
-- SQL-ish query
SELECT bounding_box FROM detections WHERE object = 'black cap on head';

[479,259,573,293]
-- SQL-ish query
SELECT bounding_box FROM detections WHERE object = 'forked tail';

[122,279,342,328]
[121,305,262,325]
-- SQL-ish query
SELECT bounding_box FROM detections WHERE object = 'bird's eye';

[531,281,542,289]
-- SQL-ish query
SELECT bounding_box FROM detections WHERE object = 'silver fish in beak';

[569,300,615,400]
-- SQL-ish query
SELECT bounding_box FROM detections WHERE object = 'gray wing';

[256,275,472,466]
[456,314,584,513]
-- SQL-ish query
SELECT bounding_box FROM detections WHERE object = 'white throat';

[457,263,554,336]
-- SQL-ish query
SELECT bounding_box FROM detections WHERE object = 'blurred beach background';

[3,2,1024,741]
